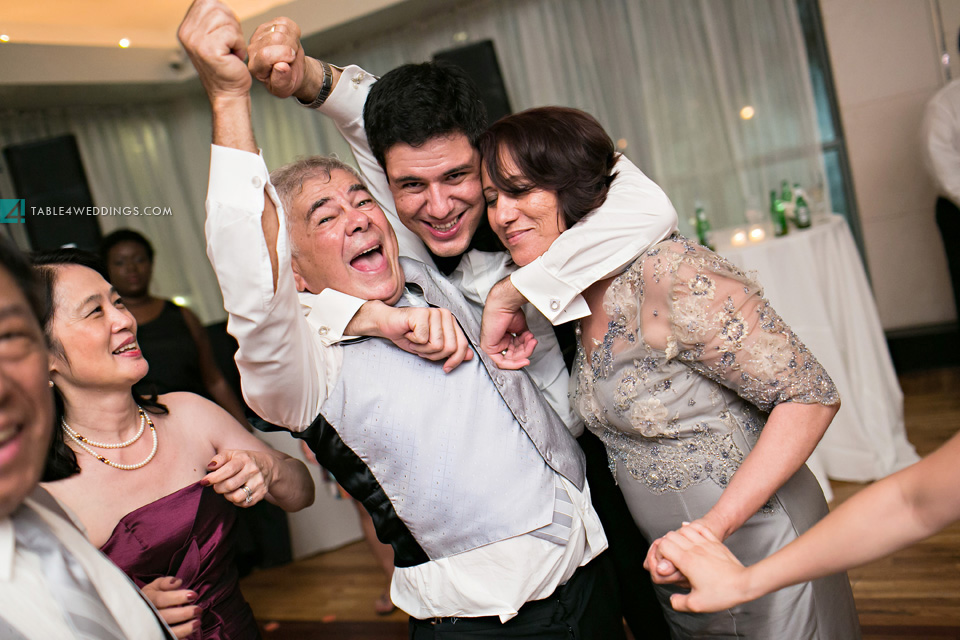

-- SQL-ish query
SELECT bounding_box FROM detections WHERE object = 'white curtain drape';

[0,0,827,322]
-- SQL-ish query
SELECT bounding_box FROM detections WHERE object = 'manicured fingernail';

[199,478,210,486]
[207,461,217,469]
[681,521,690,526]
[186,591,198,602]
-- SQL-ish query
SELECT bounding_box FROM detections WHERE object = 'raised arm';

[179,0,331,430]
[636,241,838,579]
[658,430,960,613]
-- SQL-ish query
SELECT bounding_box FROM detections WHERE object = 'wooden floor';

[241,367,960,633]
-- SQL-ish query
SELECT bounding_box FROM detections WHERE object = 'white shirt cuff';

[303,289,368,345]
[316,65,376,123]
[510,258,591,324]
[208,145,269,212]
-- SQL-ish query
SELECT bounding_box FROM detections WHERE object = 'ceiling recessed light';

[118,38,131,48]
[0,35,9,43]
[740,105,755,120]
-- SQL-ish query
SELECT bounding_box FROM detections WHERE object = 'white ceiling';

[0,1,302,50]
[0,1,297,48]
[0,0,440,93]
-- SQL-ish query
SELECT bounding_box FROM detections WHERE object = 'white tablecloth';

[713,216,919,500]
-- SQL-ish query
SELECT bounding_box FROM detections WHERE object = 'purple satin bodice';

[100,482,259,640]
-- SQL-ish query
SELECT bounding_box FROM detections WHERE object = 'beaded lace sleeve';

[614,238,840,412]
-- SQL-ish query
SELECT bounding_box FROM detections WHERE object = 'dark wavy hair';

[364,61,488,171]
[477,106,618,229]
[32,248,167,482]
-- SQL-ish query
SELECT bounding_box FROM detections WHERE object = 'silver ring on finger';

[241,484,253,503]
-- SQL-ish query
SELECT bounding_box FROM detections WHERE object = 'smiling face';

[47,265,147,393]
[0,266,54,519]
[105,240,153,298]
[483,150,566,267]
[383,133,485,258]
[288,169,405,305]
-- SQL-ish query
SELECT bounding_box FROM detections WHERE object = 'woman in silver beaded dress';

[478,107,861,639]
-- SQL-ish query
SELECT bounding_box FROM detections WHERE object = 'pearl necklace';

[62,407,146,449]
[62,409,158,471]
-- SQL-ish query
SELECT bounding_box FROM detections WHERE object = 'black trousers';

[937,196,960,320]
[408,553,626,639]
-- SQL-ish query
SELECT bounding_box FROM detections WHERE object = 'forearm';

[263,452,315,511]
[292,56,343,104]
[344,300,391,337]
[744,430,960,597]
[211,95,256,153]
[702,402,836,539]
[744,473,930,599]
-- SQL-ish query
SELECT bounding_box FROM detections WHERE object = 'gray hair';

[269,155,365,256]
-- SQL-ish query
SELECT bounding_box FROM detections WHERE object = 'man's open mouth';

[350,244,386,272]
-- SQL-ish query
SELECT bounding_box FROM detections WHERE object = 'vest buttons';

[252,175,263,188]
[319,326,330,336]
[495,375,505,386]
[518,414,527,423]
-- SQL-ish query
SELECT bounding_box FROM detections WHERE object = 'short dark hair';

[31,248,167,482]
[0,236,46,327]
[101,228,154,263]
[478,106,618,229]
[364,61,488,171]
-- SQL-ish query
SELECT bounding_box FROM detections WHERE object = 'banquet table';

[712,215,919,500]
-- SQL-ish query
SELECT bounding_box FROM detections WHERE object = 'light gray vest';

[318,258,585,560]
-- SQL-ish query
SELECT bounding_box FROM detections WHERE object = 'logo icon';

[0,200,25,224]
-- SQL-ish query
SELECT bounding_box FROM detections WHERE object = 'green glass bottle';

[694,201,714,250]
[770,190,788,237]
[780,180,793,205]
[794,193,811,229]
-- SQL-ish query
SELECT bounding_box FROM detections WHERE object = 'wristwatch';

[297,59,333,109]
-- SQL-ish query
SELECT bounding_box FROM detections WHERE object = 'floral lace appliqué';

[594,426,745,494]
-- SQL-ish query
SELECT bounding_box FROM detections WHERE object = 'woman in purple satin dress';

[34,250,315,639]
